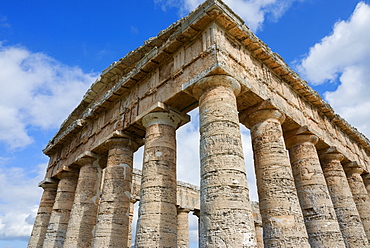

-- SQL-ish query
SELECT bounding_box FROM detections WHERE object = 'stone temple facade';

[28,0,370,247]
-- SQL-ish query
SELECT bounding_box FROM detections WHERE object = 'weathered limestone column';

[240,102,310,248]
[285,128,345,247]
[177,208,190,248]
[344,162,370,242]
[362,173,370,197]
[251,202,263,248]
[92,135,142,248]
[190,75,257,248]
[43,168,79,248]
[64,155,101,248]
[27,179,58,248]
[135,110,183,247]
[319,148,369,247]
[127,200,136,248]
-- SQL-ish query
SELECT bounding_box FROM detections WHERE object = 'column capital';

[190,74,241,99]
[318,147,345,162]
[142,110,187,129]
[239,100,285,128]
[38,178,58,189]
[177,207,191,214]
[284,126,319,149]
[104,134,143,153]
[362,173,370,184]
[75,151,99,167]
[344,162,365,176]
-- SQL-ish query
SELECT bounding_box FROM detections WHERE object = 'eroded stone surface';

[27,180,58,248]
[194,75,257,248]
[286,132,345,247]
[240,106,310,248]
[92,137,141,248]
[344,163,370,243]
[320,151,369,247]
[64,157,101,248]
[135,111,181,248]
[43,169,79,248]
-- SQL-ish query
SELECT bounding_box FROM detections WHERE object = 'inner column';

[191,75,257,248]
[285,129,345,247]
[240,102,310,248]
[344,162,370,242]
[134,110,183,247]
[319,148,369,247]
[42,168,79,248]
[92,135,142,247]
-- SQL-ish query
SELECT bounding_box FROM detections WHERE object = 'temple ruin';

[28,0,370,247]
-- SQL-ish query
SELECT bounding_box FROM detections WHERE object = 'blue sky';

[1,0,370,247]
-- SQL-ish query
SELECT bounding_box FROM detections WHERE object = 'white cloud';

[155,0,303,32]
[0,44,97,150]
[0,162,46,240]
[297,2,370,138]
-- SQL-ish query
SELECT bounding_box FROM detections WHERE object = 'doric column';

[251,202,263,248]
[190,75,257,247]
[285,128,345,247]
[344,162,370,241]
[135,110,183,248]
[127,200,136,248]
[362,173,370,197]
[92,135,142,248]
[319,148,369,247]
[240,102,310,248]
[43,169,79,248]
[177,208,190,248]
[27,179,58,248]
[64,155,101,248]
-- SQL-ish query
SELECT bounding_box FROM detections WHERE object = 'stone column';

[344,162,370,242]
[92,135,142,248]
[177,208,190,248]
[64,155,101,248]
[43,169,79,248]
[27,179,58,248]
[362,173,370,197]
[285,129,345,247]
[319,148,369,247]
[240,103,310,248]
[135,110,183,247]
[251,202,263,248]
[127,200,136,248]
[190,75,257,248]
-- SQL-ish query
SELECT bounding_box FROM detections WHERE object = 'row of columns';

[29,74,370,248]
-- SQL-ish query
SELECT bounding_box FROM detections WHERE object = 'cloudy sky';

[1,0,369,247]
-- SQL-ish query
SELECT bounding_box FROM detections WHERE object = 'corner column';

[43,169,79,248]
[319,148,368,247]
[240,103,310,248]
[92,135,142,248]
[285,129,345,247]
[191,75,257,247]
[135,110,184,247]
[64,155,101,248]
[27,179,58,248]
[344,162,370,242]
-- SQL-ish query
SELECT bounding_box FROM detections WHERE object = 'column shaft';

[92,136,141,248]
[240,106,310,248]
[345,164,370,242]
[27,180,58,248]
[286,133,345,247]
[135,111,180,247]
[320,151,369,247]
[177,208,190,248]
[127,200,136,248]
[64,157,101,248]
[42,169,79,248]
[193,75,256,248]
